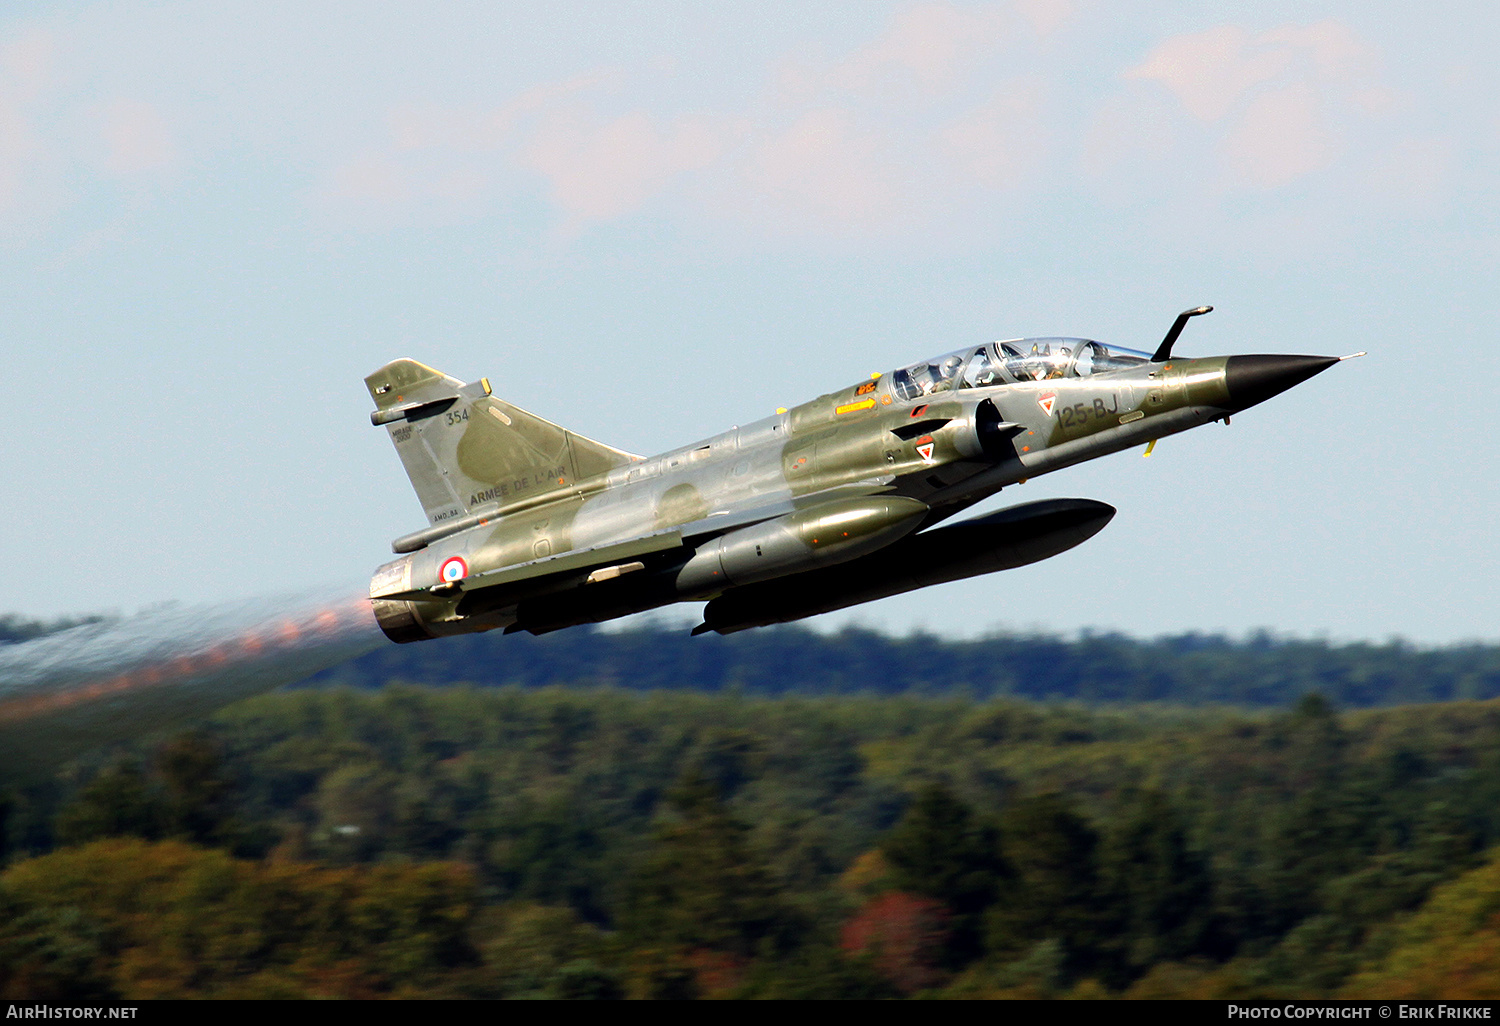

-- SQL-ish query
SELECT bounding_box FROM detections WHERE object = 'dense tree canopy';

[3,679,1500,998]
[305,623,1500,707]
[6,610,1500,997]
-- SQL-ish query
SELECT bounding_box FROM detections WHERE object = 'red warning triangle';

[1037,392,1057,415]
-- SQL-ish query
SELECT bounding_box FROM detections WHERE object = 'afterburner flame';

[0,591,386,782]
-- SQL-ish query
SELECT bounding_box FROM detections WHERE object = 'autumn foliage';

[841,892,949,993]
[5,685,1500,998]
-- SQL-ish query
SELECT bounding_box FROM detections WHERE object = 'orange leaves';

[841,891,950,994]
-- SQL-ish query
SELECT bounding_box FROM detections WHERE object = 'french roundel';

[439,557,469,583]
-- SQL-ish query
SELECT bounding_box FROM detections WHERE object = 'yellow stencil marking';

[836,398,877,415]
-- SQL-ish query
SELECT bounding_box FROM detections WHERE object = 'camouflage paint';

[365,332,1339,640]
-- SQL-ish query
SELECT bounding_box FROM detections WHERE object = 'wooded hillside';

[4,684,1500,998]
[310,622,1500,707]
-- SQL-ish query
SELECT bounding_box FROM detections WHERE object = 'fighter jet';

[366,307,1351,640]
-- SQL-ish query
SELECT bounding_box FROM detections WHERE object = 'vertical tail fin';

[365,358,639,525]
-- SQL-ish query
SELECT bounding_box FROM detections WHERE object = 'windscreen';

[891,338,1151,399]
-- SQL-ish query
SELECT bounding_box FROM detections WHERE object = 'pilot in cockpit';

[1017,341,1070,380]
[913,356,962,395]
[932,355,963,392]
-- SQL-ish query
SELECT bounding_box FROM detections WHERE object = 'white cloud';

[95,98,175,174]
[0,28,52,100]
[1261,21,1378,83]
[827,2,1012,95]
[1078,90,1180,194]
[0,26,181,237]
[327,153,408,205]
[937,80,1045,189]
[307,7,1445,243]
[1123,19,1400,193]
[1127,24,1292,123]
[319,71,633,226]
[518,109,731,226]
[742,107,901,231]
[0,29,54,218]
[386,104,500,153]
[709,4,1049,235]
[1219,81,1335,189]
[384,70,616,154]
[1013,0,1074,37]
[0,94,39,215]
[316,5,1052,238]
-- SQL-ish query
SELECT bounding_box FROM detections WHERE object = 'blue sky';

[2,1,1496,643]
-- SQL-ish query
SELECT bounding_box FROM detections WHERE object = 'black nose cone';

[1224,354,1339,411]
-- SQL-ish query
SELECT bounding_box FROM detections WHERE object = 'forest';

[3,616,1500,998]
[312,621,1500,707]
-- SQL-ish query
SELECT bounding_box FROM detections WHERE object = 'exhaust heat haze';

[0,592,384,783]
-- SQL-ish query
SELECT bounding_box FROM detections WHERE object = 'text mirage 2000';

[365,307,1357,641]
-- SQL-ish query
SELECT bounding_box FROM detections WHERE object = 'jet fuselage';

[366,323,1340,641]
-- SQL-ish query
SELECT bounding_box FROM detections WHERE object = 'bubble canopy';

[889,338,1154,401]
